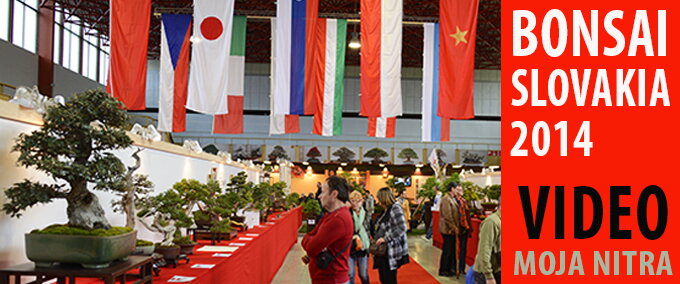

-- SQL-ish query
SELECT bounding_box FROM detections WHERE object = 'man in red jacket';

[302,176,354,284]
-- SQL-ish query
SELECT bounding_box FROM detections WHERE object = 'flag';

[270,18,300,135]
[422,23,451,142]
[213,16,247,134]
[107,0,151,110]
[359,0,402,118]
[187,0,235,115]
[273,0,319,115]
[158,14,191,133]
[312,19,347,137]
[438,0,479,119]
[367,117,396,138]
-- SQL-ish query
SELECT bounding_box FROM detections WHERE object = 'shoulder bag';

[317,238,352,270]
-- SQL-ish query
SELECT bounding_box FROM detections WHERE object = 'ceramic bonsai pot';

[134,245,155,255]
[178,243,197,255]
[25,230,136,269]
[155,245,181,260]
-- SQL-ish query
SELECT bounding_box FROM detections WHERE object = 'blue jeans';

[425,219,433,239]
[348,253,369,284]
[459,232,469,272]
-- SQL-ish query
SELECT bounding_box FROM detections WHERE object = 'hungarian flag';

[422,23,450,142]
[438,0,479,119]
[272,0,319,115]
[213,16,247,134]
[359,0,403,118]
[157,14,191,133]
[270,18,300,135]
[312,19,347,137]
[367,117,396,138]
[107,0,151,110]
[187,0,235,115]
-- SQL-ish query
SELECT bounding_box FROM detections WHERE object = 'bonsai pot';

[481,203,498,212]
[134,244,155,256]
[25,230,136,269]
[231,216,246,223]
[155,245,181,260]
[178,243,197,255]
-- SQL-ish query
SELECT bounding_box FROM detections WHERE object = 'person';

[398,191,411,231]
[348,191,371,284]
[438,182,460,277]
[421,197,433,241]
[426,189,443,240]
[372,187,409,284]
[473,204,501,284]
[454,183,472,276]
[302,176,354,284]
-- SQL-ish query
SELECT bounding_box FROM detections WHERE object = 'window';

[53,4,62,64]
[63,17,81,72]
[12,0,38,53]
[99,42,109,85]
[83,33,98,80]
[0,0,9,40]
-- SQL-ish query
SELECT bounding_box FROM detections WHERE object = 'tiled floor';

[272,234,467,283]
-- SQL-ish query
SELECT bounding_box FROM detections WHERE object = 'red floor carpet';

[364,256,440,284]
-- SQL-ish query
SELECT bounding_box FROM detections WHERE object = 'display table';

[145,207,302,284]
[0,255,153,284]
[431,211,481,266]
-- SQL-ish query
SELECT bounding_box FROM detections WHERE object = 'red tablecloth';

[431,211,481,266]
[154,207,302,284]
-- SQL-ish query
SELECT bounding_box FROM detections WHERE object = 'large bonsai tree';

[364,147,389,164]
[268,145,289,161]
[397,148,419,164]
[333,147,355,163]
[3,89,133,230]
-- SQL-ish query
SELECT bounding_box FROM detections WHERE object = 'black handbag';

[316,238,352,270]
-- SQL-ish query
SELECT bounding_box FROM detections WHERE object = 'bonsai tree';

[397,148,419,164]
[136,190,192,247]
[3,89,134,230]
[302,199,322,219]
[364,147,389,164]
[306,147,322,163]
[202,144,219,155]
[441,173,461,192]
[285,193,301,209]
[111,148,154,228]
[268,145,289,161]
[484,184,501,201]
[333,147,356,163]
[221,172,254,220]
[386,177,406,195]
[416,177,439,201]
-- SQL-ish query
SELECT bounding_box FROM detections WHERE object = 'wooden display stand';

[0,255,153,284]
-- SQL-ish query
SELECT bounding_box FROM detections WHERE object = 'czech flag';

[157,14,191,133]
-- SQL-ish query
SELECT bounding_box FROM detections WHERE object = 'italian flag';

[213,16,247,134]
[312,19,347,137]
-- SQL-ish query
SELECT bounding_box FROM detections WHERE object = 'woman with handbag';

[348,191,371,284]
[371,187,409,284]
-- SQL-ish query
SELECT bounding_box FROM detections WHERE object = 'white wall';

[0,116,256,268]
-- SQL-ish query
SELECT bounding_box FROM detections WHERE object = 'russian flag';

[421,23,450,142]
[157,14,191,133]
[272,0,319,116]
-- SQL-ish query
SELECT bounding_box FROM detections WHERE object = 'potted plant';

[302,199,322,231]
[252,182,274,222]
[136,189,192,261]
[481,184,501,212]
[285,192,301,209]
[2,89,138,268]
[134,239,155,255]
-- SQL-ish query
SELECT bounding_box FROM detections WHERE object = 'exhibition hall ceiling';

[46,0,500,69]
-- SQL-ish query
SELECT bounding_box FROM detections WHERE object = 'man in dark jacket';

[438,182,460,277]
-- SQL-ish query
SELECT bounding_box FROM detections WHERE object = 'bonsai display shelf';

[0,255,153,284]
[188,228,238,245]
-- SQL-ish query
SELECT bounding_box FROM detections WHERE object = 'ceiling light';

[349,32,361,49]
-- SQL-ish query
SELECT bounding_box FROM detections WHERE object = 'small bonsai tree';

[136,190,192,247]
[302,199,322,219]
[111,148,154,228]
[306,147,322,163]
[397,148,419,164]
[268,145,289,161]
[416,177,440,201]
[285,193,301,209]
[386,177,406,195]
[364,147,389,164]
[333,147,356,163]
[484,184,501,201]
[3,89,134,230]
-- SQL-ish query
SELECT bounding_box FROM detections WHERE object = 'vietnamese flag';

[437,0,479,119]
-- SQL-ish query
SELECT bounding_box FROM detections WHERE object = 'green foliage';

[173,236,196,245]
[136,189,193,230]
[3,89,133,227]
[285,193,301,208]
[31,224,133,236]
[485,184,501,200]
[209,219,235,233]
[302,199,322,217]
[416,177,439,201]
[136,239,154,247]
[441,173,461,192]
[332,147,356,162]
[397,148,419,161]
[364,147,389,163]
[462,181,485,201]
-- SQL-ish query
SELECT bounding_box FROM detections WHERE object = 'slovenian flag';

[422,23,451,142]
[270,18,300,135]
[213,16,247,134]
[157,14,191,133]
[312,19,347,137]
[272,0,319,116]
[359,0,403,119]
[187,0,235,115]
[368,117,396,138]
